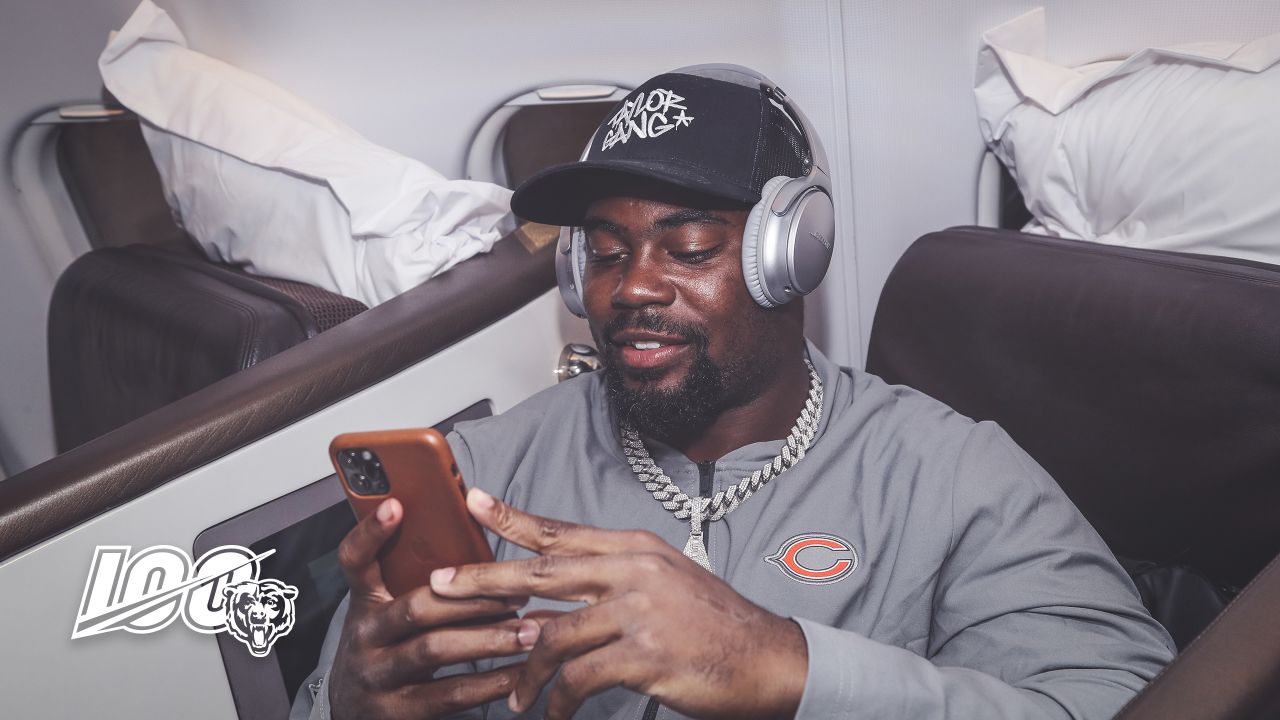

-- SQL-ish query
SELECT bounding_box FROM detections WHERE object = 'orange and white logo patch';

[765,533,858,585]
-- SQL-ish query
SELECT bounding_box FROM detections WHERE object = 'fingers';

[408,662,527,718]
[369,587,526,646]
[338,498,401,599]
[432,552,676,603]
[376,617,541,687]
[543,643,646,720]
[466,488,674,558]
[510,601,626,712]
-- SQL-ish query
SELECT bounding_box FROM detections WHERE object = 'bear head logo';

[222,578,299,657]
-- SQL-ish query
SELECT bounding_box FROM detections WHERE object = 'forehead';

[583,193,750,232]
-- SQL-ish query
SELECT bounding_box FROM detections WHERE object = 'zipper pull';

[682,497,713,572]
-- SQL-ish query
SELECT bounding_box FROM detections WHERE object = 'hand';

[429,489,808,720]
[328,498,538,720]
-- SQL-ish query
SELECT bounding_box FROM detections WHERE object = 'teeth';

[632,341,663,350]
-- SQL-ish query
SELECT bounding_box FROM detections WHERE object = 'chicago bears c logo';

[222,579,298,657]
[765,533,858,585]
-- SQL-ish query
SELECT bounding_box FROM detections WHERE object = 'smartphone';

[330,428,495,597]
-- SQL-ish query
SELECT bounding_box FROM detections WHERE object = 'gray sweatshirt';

[295,342,1174,719]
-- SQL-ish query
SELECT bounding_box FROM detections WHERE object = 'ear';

[222,586,234,601]
[282,585,298,600]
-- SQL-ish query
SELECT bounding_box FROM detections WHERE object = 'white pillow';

[975,9,1280,265]
[99,1,515,307]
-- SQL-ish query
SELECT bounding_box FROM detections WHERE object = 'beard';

[598,310,764,442]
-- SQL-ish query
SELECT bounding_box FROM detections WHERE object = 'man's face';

[581,187,795,440]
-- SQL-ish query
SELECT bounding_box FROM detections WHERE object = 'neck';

[667,352,813,463]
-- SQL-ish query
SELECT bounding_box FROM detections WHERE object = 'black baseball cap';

[510,65,810,226]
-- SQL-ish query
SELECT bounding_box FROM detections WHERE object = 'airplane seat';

[867,226,1280,716]
[48,117,368,452]
[48,243,368,452]
[56,119,197,253]
[499,101,615,187]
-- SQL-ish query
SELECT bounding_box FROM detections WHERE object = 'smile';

[618,342,691,370]
[608,330,694,372]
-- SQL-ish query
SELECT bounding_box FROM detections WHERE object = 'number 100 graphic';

[72,545,274,639]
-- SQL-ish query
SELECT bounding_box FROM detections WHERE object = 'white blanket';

[975,9,1280,265]
[100,0,515,307]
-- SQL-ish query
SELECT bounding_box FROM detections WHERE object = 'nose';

[611,252,675,309]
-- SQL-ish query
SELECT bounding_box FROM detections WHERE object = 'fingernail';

[508,690,521,712]
[468,487,496,511]
[430,567,455,587]
[376,500,394,523]
[517,620,540,648]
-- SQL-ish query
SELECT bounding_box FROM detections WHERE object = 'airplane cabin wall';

[2,0,1278,476]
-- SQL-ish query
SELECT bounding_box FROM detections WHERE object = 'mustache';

[601,311,710,347]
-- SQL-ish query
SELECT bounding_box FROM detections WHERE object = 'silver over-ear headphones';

[555,64,835,318]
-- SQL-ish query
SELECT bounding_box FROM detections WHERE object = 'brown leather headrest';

[867,226,1280,588]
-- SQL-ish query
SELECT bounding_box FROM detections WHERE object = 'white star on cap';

[673,109,694,127]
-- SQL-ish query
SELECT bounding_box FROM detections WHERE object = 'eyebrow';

[580,208,731,237]
[653,208,731,230]
[581,215,627,237]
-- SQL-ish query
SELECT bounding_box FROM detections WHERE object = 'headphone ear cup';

[742,175,795,308]
[787,188,835,296]
[555,225,589,317]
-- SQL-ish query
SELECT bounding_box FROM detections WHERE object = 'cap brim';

[510,159,760,226]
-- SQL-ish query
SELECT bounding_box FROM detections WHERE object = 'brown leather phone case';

[330,428,494,597]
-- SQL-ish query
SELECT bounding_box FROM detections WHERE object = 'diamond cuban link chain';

[619,359,824,571]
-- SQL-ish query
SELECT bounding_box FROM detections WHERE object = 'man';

[295,65,1173,720]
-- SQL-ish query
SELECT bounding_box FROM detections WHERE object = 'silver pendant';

[683,497,713,572]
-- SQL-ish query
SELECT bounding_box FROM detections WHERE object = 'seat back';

[48,245,366,451]
[866,226,1280,589]
[56,116,194,252]
[465,84,629,187]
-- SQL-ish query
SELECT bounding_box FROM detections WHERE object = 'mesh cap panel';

[751,102,811,192]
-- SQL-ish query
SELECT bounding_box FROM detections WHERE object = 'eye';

[586,238,628,265]
[670,245,723,264]
[588,250,625,265]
